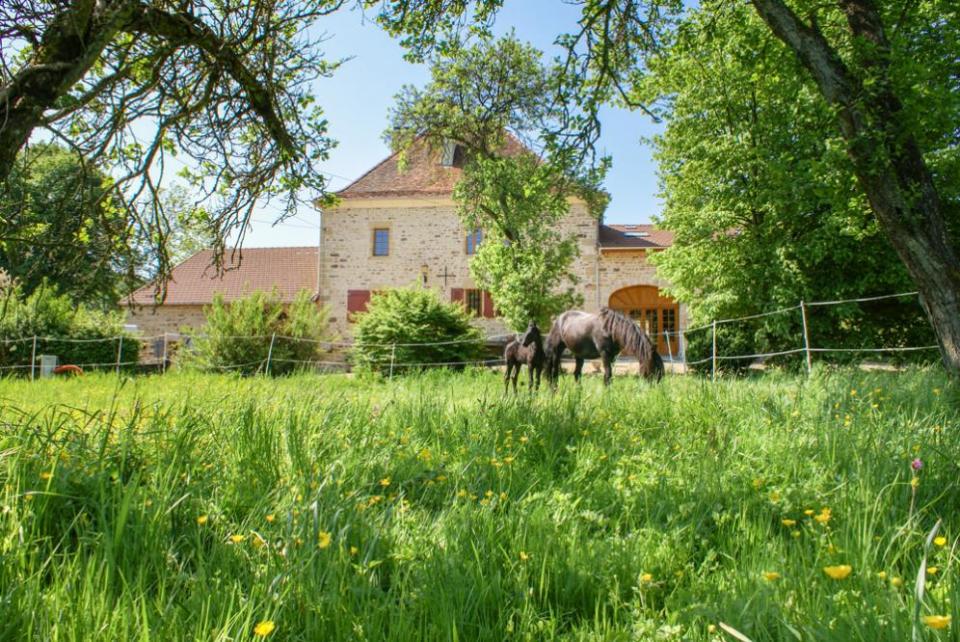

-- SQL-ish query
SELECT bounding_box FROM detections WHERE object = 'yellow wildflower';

[707,624,717,633]
[229,534,245,544]
[763,571,781,581]
[891,576,903,587]
[197,515,209,525]
[380,477,391,487]
[641,573,653,583]
[877,571,887,580]
[39,472,52,481]
[804,509,815,516]
[349,546,359,556]
[519,551,530,562]
[922,615,951,630]
[927,566,939,575]
[934,536,947,547]
[791,530,801,538]
[823,565,852,580]
[911,477,920,489]
[265,514,275,523]
[769,491,781,503]
[253,620,276,636]
[317,531,332,549]
[781,519,796,527]
[814,508,832,525]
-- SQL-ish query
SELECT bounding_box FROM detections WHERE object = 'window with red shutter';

[482,291,496,318]
[347,290,371,318]
[450,288,464,305]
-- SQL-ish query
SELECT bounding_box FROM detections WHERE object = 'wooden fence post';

[115,335,124,375]
[711,320,718,382]
[30,335,37,381]
[389,343,396,379]
[161,333,168,374]
[265,333,276,376]
[800,300,812,375]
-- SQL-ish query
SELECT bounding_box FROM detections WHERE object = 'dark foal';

[503,321,546,394]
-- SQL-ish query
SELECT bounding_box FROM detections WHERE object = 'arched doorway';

[608,285,680,356]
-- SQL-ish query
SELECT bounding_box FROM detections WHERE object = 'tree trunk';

[750,0,960,372]
[0,1,121,183]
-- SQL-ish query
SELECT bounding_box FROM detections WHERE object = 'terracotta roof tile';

[128,247,317,306]
[599,224,673,249]
[337,136,528,199]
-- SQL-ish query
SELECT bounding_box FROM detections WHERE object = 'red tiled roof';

[337,136,528,199]
[599,224,673,250]
[128,247,317,306]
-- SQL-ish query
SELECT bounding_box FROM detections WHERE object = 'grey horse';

[545,307,664,387]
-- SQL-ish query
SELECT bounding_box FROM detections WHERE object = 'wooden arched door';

[608,285,680,356]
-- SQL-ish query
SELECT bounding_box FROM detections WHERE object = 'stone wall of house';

[125,304,207,339]
[320,199,607,340]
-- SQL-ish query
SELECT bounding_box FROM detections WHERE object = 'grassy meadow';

[1,368,958,640]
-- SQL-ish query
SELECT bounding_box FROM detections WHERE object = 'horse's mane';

[599,307,658,373]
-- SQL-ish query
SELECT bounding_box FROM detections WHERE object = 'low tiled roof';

[128,247,317,306]
[599,224,674,250]
[337,136,528,199]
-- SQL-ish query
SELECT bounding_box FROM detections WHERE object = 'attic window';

[623,231,650,238]
[440,140,465,167]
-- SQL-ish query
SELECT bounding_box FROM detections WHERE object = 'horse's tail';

[544,316,564,382]
[650,350,664,383]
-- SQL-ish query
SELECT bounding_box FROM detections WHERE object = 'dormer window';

[440,140,456,166]
[440,139,465,167]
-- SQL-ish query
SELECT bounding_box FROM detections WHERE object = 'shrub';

[0,282,139,373]
[184,289,334,375]
[351,287,484,374]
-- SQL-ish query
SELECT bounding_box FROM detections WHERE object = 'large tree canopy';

[378,0,960,372]
[0,143,134,307]
[387,36,606,330]
[0,0,343,287]
[638,1,949,358]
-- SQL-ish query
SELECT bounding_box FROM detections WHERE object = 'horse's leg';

[601,351,613,387]
[512,363,520,393]
[574,357,584,384]
[534,364,541,391]
[527,361,535,393]
[504,361,513,394]
[550,344,564,390]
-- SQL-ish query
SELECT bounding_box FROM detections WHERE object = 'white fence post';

[711,320,718,382]
[389,343,396,379]
[665,330,673,368]
[800,300,812,375]
[265,332,276,376]
[30,335,37,381]
[115,335,124,375]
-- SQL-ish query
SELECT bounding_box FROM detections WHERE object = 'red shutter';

[483,290,495,318]
[347,290,371,314]
[450,288,464,306]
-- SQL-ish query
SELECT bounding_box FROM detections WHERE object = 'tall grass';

[0,368,957,640]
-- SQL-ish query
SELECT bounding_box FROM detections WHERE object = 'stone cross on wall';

[436,266,455,287]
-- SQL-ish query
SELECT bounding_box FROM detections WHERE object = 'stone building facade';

[126,140,685,358]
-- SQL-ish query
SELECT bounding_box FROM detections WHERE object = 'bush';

[184,289,334,375]
[351,287,484,374]
[0,282,139,373]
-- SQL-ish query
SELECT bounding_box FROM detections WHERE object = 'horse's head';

[520,320,541,348]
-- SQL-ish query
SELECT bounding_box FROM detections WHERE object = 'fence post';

[115,335,123,375]
[389,343,396,379]
[265,332,276,376]
[30,335,37,381]
[711,320,717,382]
[800,300,812,375]
[161,333,168,374]
[665,330,673,371]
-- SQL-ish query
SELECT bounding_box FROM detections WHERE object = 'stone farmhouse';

[126,140,685,359]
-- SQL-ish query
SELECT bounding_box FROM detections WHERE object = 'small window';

[466,229,483,255]
[372,228,389,256]
[465,289,483,316]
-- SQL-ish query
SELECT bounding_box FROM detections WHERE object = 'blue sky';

[243,2,664,247]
